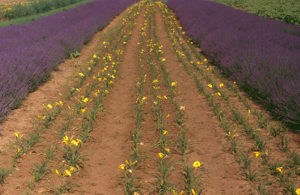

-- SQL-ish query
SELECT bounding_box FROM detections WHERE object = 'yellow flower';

[161,58,166,62]
[166,114,170,118]
[69,166,76,173]
[164,148,170,153]
[64,170,72,177]
[208,84,213,88]
[296,188,300,195]
[14,132,23,139]
[219,83,224,88]
[276,167,283,173]
[82,97,88,103]
[153,101,158,105]
[217,92,222,97]
[81,109,86,113]
[78,72,84,77]
[204,58,207,62]
[118,164,126,170]
[158,153,165,159]
[152,79,159,84]
[171,81,177,87]
[47,104,53,109]
[180,106,185,111]
[17,148,21,153]
[162,130,168,135]
[253,151,261,158]
[179,190,184,195]
[71,140,79,146]
[93,54,97,58]
[55,169,60,176]
[104,90,109,94]
[191,189,196,195]
[193,161,201,168]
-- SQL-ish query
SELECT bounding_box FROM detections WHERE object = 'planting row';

[167,0,300,128]
[0,0,136,122]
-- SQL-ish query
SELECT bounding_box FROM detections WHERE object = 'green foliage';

[0,168,11,184]
[3,0,86,19]
[211,0,300,26]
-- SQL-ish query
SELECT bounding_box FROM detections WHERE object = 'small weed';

[0,168,11,184]
[279,135,290,152]
[31,161,48,182]
[45,145,56,160]
[54,181,74,195]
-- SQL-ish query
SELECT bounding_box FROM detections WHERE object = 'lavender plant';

[167,0,300,128]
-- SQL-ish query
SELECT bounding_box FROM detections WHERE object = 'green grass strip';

[0,0,92,27]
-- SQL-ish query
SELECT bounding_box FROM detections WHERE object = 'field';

[0,0,299,194]
[210,0,300,26]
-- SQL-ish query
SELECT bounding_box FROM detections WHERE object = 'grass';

[0,0,93,27]
[210,0,300,26]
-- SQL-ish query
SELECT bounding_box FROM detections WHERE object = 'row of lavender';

[167,0,300,128]
[0,0,136,121]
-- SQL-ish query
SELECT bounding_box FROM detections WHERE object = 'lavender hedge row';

[167,0,300,128]
[0,0,136,121]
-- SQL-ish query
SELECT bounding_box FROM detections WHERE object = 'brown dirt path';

[70,9,143,195]
[0,9,126,151]
[154,5,255,194]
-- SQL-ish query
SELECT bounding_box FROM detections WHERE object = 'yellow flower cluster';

[62,136,82,147]
[56,166,76,177]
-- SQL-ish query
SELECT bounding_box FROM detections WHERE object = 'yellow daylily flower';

[295,188,300,195]
[78,72,84,77]
[47,104,53,109]
[253,151,261,158]
[69,166,76,173]
[208,84,213,88]
[162,130,168,135]
[82,97,88,103]
[158,153,165,159]
[81,109,86,113]
[276,167,283,173]
[55,169,60,176]
[152,79,159,84]
[193,161,201,168]
[14,132,23,139]
[171,81,177,87]
[191,189,196,195]
[64,170,71,177]
[118,164,126,170]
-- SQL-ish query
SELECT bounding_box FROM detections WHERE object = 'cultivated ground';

[0,1,299,194]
